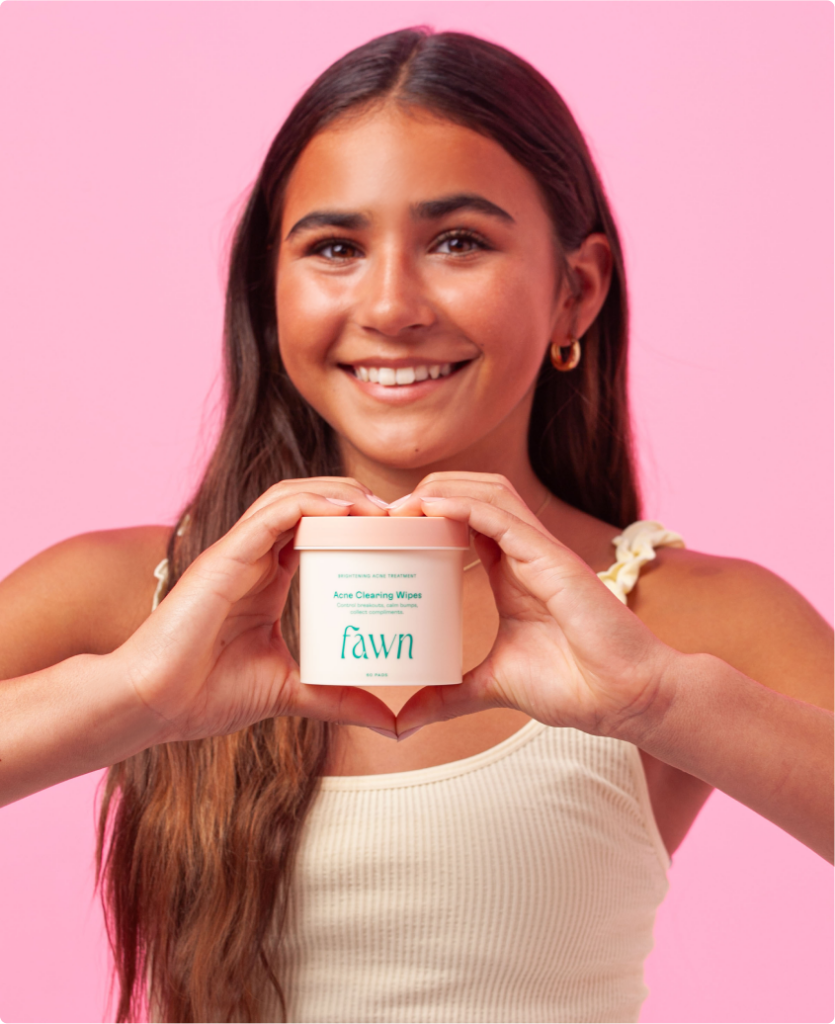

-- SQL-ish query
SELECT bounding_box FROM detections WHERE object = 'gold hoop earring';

[550,336,582,372]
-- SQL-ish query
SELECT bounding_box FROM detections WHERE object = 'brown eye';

[433,230,488,255]
[314,240,361,260]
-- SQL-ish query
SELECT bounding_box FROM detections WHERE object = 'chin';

[365,447,449,472]
[345,433,468,473]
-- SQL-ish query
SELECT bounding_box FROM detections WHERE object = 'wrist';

[611,648,746,765]
[0,651,173,809]
[104,645,180,749]
[607,643,694,749]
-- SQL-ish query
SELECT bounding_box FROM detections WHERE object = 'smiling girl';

[0,28,831,1024]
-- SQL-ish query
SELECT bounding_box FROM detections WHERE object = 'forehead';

[280,105,551,232]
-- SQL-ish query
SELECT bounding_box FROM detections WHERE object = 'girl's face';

[275,105,575,476]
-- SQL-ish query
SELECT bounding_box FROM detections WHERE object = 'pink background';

[0,3,832,1022]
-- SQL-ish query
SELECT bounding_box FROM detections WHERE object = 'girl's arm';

[0,650,169,808]
[0,483,397,807]
[0,528,171,805]
[391,482,834,862]
[621,647,832,861]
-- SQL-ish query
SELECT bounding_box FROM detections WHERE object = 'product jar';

[294,516,469,686]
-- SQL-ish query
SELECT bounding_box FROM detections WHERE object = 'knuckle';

[293,490,322,505]
[265,479,294,498]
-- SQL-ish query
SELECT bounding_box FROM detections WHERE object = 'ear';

[555,233,613,341]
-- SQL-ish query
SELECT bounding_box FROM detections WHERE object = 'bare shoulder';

[631,547,833,710]
[0,525,170,680]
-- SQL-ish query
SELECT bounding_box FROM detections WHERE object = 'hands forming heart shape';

[118,473,673,748]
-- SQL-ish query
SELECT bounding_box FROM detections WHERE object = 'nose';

[354,245,435,338]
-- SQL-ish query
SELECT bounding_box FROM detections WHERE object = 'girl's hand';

[116,478,398,742]
[390,474,675,740]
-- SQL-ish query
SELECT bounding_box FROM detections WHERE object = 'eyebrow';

[412,193,515,224]
[285,210,370,240]
[284,192,514,240]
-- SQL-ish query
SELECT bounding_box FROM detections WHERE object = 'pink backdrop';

[0,3,832,1022]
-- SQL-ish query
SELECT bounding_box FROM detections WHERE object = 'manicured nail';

[367,495,392,509]
[388,493,413,508]
[367,726,398,741]
[326,498,354,506]
[397,726,423,742]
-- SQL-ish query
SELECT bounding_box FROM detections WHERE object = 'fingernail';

[367,726,398,741]
[326,498,354,506]
[389,493,413,508]
[367,495,392,509]
[396,726,423,742]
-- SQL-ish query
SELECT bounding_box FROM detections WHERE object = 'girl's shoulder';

[631,545,833,710]
[572,508,824,656]
[0,526,170,680]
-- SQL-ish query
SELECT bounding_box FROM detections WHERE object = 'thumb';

[394,664,502,739]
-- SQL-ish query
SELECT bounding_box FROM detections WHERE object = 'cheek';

[275,271,340,374]
[437,265,554,373]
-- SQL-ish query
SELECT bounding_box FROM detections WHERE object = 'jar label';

[299,548,463,686]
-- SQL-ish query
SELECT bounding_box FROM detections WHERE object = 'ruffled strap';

[152,558,169,611]
[150,514,191,611]
[597,520,685,605]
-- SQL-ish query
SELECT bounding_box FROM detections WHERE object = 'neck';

[336,413,611,572]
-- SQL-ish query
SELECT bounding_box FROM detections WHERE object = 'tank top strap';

[152,558,169,611]
[597,520,685,604]
[150,514,190,611]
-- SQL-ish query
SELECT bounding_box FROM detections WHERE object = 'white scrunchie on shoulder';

[597,520,685,604]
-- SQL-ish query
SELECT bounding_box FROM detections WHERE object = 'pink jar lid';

[294,515,469,550]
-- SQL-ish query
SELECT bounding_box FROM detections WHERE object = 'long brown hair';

[97,27,639,1023]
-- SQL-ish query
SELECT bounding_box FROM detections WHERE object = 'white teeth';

[353,363,458,385]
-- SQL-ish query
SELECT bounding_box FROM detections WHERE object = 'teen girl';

[1,28,831,1024]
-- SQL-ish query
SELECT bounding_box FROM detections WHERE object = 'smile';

[347,361,470,386]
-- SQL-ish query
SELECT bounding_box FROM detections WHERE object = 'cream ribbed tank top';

[151,520,684,1023]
